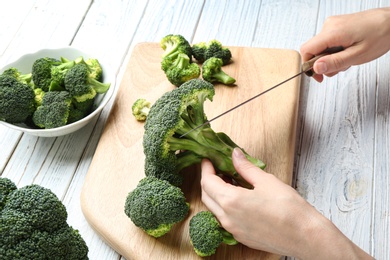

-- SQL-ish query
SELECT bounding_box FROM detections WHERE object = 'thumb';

[232,147,265,186]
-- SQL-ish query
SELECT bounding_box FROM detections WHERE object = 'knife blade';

[179,46,344,138]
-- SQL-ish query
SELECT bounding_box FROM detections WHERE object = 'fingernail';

[316,61,328,74]
[233,147,246,159]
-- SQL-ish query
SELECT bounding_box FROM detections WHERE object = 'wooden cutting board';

[81,42,301,260]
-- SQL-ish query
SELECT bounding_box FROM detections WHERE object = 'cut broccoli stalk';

[143,78,265,188]
[202,57,236,85]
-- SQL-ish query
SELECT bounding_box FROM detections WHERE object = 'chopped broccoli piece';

[192,40,232,65]
[31,57,61,91]
[143,78,265,188]
[0,75,36,123]
[124,176,190,238]
[202,57,236,85]
[163,53,200,87]
[32,91,72,129]
[0,177,88,259]
[189,211,238,257]
[64,63,110,94]
[68,98,95,124]
[34,88,45,107]
[160,34,192,59]
[132,98,151,121]
[49,60,76,91]
[1,67,33,86]
[85,58,103,81]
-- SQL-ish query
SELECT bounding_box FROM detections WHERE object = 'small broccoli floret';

[124,176,190,238]
[0,75,36,123]
[32,57,61,91]
[64,63,110,94]
[202,57,236,85]
[143,79,263,188]
[32,91,72,129]
[85,58,103,81]
[2,67,33,86]
[49,60,76,91]
[160,34,192,59]
[132,98,151,121]
[0,177,89,260]
[163,53,200,87]
[189,211,238,257]
[192,40,232,65]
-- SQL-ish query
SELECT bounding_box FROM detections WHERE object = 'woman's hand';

[200,148,373,259]
[300,8,390,82]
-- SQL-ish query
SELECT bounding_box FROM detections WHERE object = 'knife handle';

[302,46,344,76]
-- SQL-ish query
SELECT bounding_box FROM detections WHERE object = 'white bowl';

[0,47,116,137]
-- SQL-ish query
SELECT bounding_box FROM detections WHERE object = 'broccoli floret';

[132,98,151,121]
[202,57,236,85]
[2,67,33,86]
[160,34,192,59]
[192,40,232,65]
[0,178,17,211]
[124,176,190,238]
[85,58,103,81]
[143,78,265,188]
[68,98,95,124]
[34,88,45,107]
[0,75,36,123]
[49,60,76,91]
[0,178,88,259]
[32,91,72,129]
[64,63,110,94]
[163,53,200,87]
[31,57,61,91]
[189,211,238,257]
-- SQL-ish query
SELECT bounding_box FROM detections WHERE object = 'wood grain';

[81,42,301,259]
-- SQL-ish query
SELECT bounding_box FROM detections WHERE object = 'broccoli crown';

[32,91,72,129]
[0,178,88,259]
[160,34,192,59]
[68,97,95,124]
[202,57,236,85]
[132,98,151,121]
[49,60,76,91]
[143,78,265,188]
[32,57,61,91]
[192,40,232,65]
[189,211,238,257]
[164,53,201,87]
[0,75,36,123]
[64,63,110,94]
[2,67,32,86]
[124,176,190,238]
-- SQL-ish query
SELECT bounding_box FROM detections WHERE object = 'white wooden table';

[1,1,389,259]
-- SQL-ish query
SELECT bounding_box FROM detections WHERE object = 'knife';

[180,46,344,138]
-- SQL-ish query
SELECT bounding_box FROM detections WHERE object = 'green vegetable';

[124,176,190,238]
[49,60,76,91]
[32,91,72,129]
[189,211,238,257]
[84,58,103,82]
[160,34,192,59]
[202,57,236,85]
[192,40,232,65]
[1,67,33,86]
[31,57,62,91]
[0,74,36,123]
[0,177,88,259]
[132,98,151,121]
[162,53,200,87]
[143,78,265,188]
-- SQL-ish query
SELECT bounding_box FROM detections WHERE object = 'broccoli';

[85,58,103,81]
[192,40,232,65]
[124,176,190,238]
[189,211,238,257]
[202,57,236,85]
[132,98,151,121]
[64,63,110,95]
[160,34,192,59]
[0,74,36,123]
[32,91,72,129]
[0,177,88,259]
[34,88,45,107]
[1,67,33,86]
[143,78,265,188]
[31,57,62,91]
[49,60,76,91]
[162,53,201,87]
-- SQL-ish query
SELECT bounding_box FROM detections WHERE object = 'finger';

[232,148,267,187]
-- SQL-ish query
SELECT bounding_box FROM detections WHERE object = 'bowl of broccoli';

[0,47,116,137]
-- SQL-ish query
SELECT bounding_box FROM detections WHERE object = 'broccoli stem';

[88,77,110,94]
[220,228,238,245]
[213,71,236,85]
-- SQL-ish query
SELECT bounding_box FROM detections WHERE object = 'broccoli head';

[202,57,236,85]
[31,57,61,91]
[124,176,190,238]
[143,78,264,188]
[0,75,36,123]
[192,40,232,65]
[132,98,151,121]
[189,211,238,257]
[32,91,72,129]
[163,53,201,87]
[0,178,88,259]
[160,34,192,59]
[1,67,33,86]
